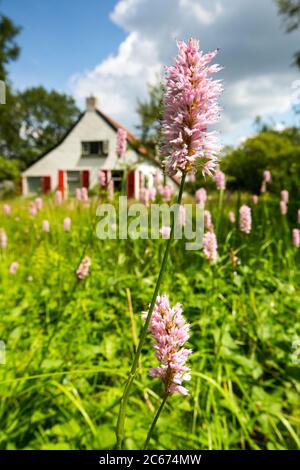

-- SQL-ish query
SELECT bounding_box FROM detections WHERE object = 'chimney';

[86,96,98,111]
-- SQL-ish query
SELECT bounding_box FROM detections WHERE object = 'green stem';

[144,394,168,450]
[116,173,186,449]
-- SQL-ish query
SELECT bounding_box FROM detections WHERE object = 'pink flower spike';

[42,220,50,233]
[108,180,114,200]
[140,188,150,207]
[292,228,300,248]
[159,185,173,202]
[35,198,43,210]
[63,217,71,232]
[263,170,272,183]
[229,211,235,224]
[239,205,252,234]
[214,170,226,190]
[81,187,89,202]
[281,190,289,204]
[76,256,91,280]
[195,188,207,207]
[55,190,63,206]
[116,128,127,158]
[75,188,82,201]
[162,38,223,177]
[203,231,218,263]
[0,228,7,249]
[280,200,287,216]
[9,261,19,275]
[148,187,157,202]
[252,195,259,205]
[179,205,186,227]
[147,295,192,396]
[29,202,37,217]
[204,210,212,230]
[3,204,11,216]
[160,226,171,239]
[98,170,106,187]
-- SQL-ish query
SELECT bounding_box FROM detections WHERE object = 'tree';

[136,81,163,155]
[0,155,20,182]
[0,13,21,80]
[276,0,300,67]
[0,11,80,169]
[16,87,80,165]
[222,127,300,198]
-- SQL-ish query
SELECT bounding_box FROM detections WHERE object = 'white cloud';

[179,0,223,25]
[69,0,300,143]
[69,31,161,124]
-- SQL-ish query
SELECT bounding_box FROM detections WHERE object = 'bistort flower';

[203,231,218,263]
[292,228,300,248]
[195,187,207,207]
[214,170,226,190]
[239,205,252,234]
[76,256,91,280]
[162,38,223,177]
[116,128,127,158]
[147,295,192,396]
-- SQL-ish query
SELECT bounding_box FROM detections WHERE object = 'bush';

[222,128,300,198]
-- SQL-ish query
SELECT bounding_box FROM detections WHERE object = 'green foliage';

[136,81,163,154]
[276,0,300,67]
[0,155,20,182]
[0,13,21,80]
[16,87,80,165]
[0,86,80,167]
[222,128,300,197]
[0,193,299,450]
[0,10,80,170]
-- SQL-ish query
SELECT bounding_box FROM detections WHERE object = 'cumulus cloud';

[69,0,300,143]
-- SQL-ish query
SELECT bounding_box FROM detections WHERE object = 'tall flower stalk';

[144,295,191,449]
[116,38,223,449]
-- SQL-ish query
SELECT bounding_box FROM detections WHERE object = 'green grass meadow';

[0,192,299,450]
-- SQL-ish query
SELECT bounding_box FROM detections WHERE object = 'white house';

[22,97,177,198]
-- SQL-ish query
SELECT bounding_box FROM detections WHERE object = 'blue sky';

[2,0,300,145]
[2,0,124,91]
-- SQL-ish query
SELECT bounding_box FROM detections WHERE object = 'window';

[27,177,42,194]
[67,171,81,194]
[111,170,124,192]
[81,140,109,157]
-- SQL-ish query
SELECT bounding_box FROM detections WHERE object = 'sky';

[2,0,300,146]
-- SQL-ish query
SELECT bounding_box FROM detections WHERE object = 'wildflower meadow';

[0,7,300,457]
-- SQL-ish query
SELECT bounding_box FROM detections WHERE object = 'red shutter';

[82,170,90,188]
[127,170,135,198]
[43,176,51,194]
[58,170,64,197]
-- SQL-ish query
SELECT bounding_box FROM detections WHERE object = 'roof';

[23,107,180,186]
